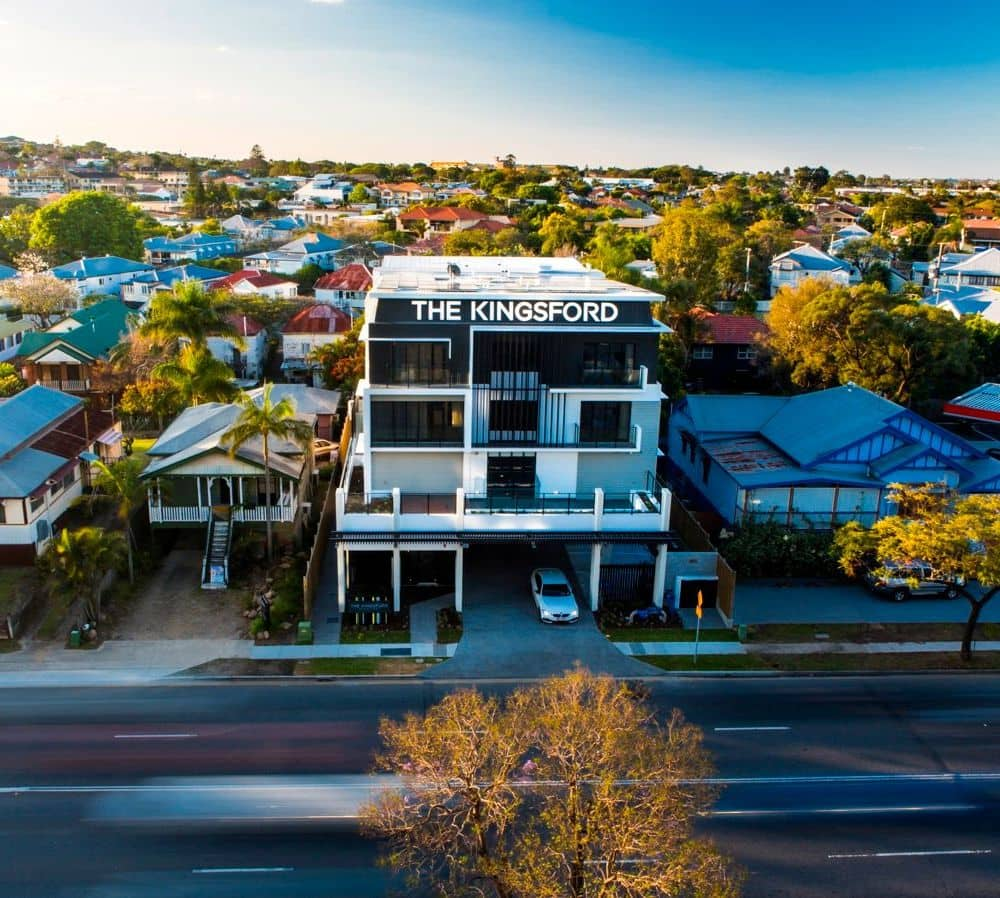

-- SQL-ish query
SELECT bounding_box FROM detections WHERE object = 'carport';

[331,530,683,614]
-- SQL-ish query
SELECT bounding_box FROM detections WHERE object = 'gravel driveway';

[111,549,249,641]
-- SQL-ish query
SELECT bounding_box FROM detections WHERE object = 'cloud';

[216,44,230,53]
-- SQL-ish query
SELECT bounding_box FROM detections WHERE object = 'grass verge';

[640,651,1000,673]
[301,657,444,676]
[604,627,738,643]
[747,622,1000,643]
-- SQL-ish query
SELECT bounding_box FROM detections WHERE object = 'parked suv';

[864,561,962,602]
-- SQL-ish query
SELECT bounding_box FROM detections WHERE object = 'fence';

[302,470,339,619]
[338,403,354,467]
[669,498,736,622]
[599,563,654,607]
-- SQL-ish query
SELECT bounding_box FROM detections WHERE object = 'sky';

[2,0,1000,177]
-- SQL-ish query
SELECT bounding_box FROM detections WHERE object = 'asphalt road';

[1,675,998,897]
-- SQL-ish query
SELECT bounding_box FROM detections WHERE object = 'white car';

[530,568,580,623]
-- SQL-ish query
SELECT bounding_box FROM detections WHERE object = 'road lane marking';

[192,867,293,874]
[114,734,197,740]
[714,726,791,733]
[829,849,992,860]
[712,804,980,817]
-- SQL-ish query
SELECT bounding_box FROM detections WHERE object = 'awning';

[96,428,123,446]
[79,451,99,462]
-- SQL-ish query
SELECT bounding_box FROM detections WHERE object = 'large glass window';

[488,399,538,444]
[371,401,464,446]
[579,401,631,444]
[389,342,450,384]
[582,342,637,384]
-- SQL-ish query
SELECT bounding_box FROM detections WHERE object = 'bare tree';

[1,253,78,327]
[362,669,743,898]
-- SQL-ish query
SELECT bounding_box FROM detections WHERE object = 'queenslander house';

[334,255,679,615]
[667,384,1000,531]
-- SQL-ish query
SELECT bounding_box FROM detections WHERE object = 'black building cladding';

[367,322,658,388]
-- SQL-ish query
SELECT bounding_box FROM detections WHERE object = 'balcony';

[38,378,91,393]
[148,502,297,524]
[473,423,641,451]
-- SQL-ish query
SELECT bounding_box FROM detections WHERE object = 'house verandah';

[141,401,315,585]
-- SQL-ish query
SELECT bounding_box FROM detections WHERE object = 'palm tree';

[220,382,314,563]
[90,456,146,584]
[139,280,244,350]
[39,527,126,625]
[151,344,238,406]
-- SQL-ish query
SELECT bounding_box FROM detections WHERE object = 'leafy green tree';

[184,162,207,217]
[309,314,365,394]
[443,228,494,256]
[651,206,739,307]
[348,183,370,204]
[151,344,238,406]
[834,486,1000,661]
[584,223,635,280]
[0,204,35,262]
[29,192,144,263]
[766,282,973,405]
[538,211,585,255]
[118,378,184,431]
[0,361,25,397]
[865,195,936,232]
[247,144,268,177]
[964,315,1000,383]
[220,382,314,562]
[39,526,126,625]
[90,456,146,583]
[139,281,241,350]
[362,668,742,898]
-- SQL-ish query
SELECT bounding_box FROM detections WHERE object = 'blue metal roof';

[50,256,151,280]
[0,447,68,497]
[772,244,850,273]
[760,385,903,467]
[0,263,15,281]
[0,385,82,458]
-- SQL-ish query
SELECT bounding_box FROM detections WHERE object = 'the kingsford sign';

[410,299,620,324]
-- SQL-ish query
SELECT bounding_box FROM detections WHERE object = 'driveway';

[424,544,657,679]
[735,578,1000,625]
[111,549,249,640]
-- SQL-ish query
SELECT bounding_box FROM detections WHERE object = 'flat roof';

[372,255,662,301]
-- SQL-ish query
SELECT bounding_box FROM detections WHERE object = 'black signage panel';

[374,297,653,327]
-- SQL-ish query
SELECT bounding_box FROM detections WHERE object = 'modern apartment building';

[333,256,675,614]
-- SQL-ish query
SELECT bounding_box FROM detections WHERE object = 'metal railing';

[150,503,295,524]
[38,378,91,392]
[473,423,639,450]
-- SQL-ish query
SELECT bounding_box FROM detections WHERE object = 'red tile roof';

[314,263,373,292]
[964,220,1000,240]
[224,313,265,337]
[283,304,352,335]
[214,269,297,290]
[470,219,508,234]
[398,205,487,222]
[694,310,770,345]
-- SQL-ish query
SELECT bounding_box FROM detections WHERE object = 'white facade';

[769,244,858,297]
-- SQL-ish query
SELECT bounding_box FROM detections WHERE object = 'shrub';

[718,521,840,578]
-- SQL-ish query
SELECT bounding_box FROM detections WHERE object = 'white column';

[652,543,668,608]
[660,487,672,532]
[196,477,203,509]
[455,487,464,530]
[391,548,401,613]
[454,546,464,613]
[336,545,346,612]
[589,543,602,612]
[392,487,401,529]
[335,487,346,525]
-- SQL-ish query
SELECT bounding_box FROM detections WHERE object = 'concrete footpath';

[0,636,997,686]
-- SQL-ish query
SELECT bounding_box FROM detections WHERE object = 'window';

[582,341,637,384]
[387,342,450,384]
[736,346,758,360]
[62,470,75,492]
[0,504,5,524]
[29,494,43,514]
[579,401,631,444]
[692,346,714,360]
[371,400,464,446]
[488,399,538,443]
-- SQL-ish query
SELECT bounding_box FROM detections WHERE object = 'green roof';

[17,299,131,363]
